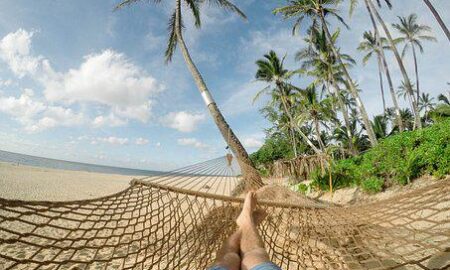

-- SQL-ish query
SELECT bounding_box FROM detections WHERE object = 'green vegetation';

[248,1,449,195]
[310,119,450,192]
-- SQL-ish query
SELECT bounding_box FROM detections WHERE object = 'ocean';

[0,150,165,176]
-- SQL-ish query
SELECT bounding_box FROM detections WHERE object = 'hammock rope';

[0,156,449,269]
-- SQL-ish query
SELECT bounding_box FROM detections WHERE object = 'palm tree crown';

[116,0,246,62]
[392,14,436,57]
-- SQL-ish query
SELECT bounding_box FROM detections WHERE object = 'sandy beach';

[0,162,138,201]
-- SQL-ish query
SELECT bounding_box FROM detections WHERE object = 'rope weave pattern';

[0,157,449,269]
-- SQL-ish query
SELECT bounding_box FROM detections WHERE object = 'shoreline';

[0,162,140,201]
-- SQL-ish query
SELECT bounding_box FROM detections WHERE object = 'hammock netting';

[0,156,449,269]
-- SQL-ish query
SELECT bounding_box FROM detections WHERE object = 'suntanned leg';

[211,230,241,270]
[237,192,270,270]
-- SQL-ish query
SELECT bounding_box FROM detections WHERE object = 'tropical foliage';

[250,1,449,193]
[310,119,450,191]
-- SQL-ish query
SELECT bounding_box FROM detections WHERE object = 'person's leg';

[209,229,241,270]
[237,192,279,270]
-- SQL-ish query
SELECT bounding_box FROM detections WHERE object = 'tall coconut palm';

[297,27,357,155]
[274,0,378,147]
[362,0,422,129]
[357,31,389,113]
[422,0,450,42]
[116,0,263,187]
[296,85,334,151]
[393,14,437,102]
[254,50,321,155]
[351,0,404,131]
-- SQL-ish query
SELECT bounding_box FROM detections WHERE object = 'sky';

[0,0,448,171]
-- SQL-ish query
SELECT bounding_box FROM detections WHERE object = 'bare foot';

[236,191,257,228]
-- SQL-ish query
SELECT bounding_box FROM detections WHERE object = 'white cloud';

[0,29,41,77]
[242,137,263,148]
[135,137,150,145]
[0,29,165,129]
[43,50,163,122]
[0,89,85,132]
[26,106,85,132]
[0,89,45,121]
[161,111,206,132]
[96,136,129,145]
[177,138,208,149]
[92,113,127,128]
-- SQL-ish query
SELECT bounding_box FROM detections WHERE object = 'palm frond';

[165,10,179,63]
[205,0,247,19]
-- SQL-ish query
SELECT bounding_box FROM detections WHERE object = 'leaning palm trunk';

[423,0,450,42]
[174,1,262,189]
[319,13,378,146]
[276,85,321,155]
[411,44,421,102]
[313,118,326,151]
[381,55,404,131]
[363,0,404,131]
[366,0,422,129]
[330,77,357,155]
[290,126,299,158]
[377,55,387,113]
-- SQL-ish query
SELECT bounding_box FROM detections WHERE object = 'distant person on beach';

[208,191,281,270]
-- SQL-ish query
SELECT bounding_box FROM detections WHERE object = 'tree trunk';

[290,126,298,158]
[174,1,263,189]
[366,0,422,129]
[377,54,387,113]
[314,118,326,150]
[381,54,404,131]
[329,76,357,155]
[277,85,322,155]
[411,44,420,104]
[319,12,378,147]
[364,0,403,131]
[423,0,450,42]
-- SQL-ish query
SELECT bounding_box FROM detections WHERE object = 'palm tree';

[371,115,388,139]
[438,92,450,105]
[358,31,388,112]
[393,14,437,102]
[397,80,417,113]
[333,118,370,154]
[422,0,450,42]
[399,108,415,131]
[116,0,263,187]
[297,27,357,155]
[357,31,405,132]
[274,0,378,147]
[362,0,422,129]
[254,50,321,155]
[296,85,334,151]
[418,92,435,123]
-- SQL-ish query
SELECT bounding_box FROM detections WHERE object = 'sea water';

[0,149,165,176]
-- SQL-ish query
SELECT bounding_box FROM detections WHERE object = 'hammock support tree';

[0,156,449,269]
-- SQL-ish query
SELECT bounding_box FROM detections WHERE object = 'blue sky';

[0,0,448,171]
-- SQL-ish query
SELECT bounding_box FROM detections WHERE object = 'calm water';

[0,150,165,176]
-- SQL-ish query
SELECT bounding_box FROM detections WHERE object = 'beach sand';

[0,162,138,201]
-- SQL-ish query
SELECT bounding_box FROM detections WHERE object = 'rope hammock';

[0,156,449,269]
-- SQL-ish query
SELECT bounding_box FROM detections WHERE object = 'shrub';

[361,177,383,194]
[292,183,309,194]
[313,119,450,193]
